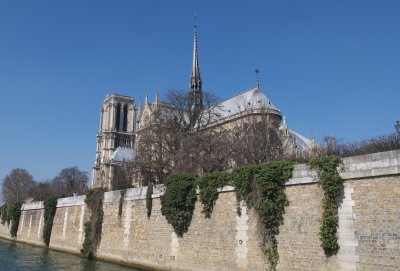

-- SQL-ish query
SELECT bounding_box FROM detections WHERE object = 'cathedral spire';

[190,17,202,93]
[188,16,203,124]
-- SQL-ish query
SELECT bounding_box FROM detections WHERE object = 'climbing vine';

[252,161,293,270]
[146,183,153,218]
[81,188,106,259]
[43,197,58,246]
[309,155,343,255]
[9,202,22,237]
[118,189,127,219]
[198,172,230,218]
[1,204,12,226]
[196,161,293,271]
[160,173,197,237]
[1,203,21,238]
[231,165,260,215]
[0,205,9,225]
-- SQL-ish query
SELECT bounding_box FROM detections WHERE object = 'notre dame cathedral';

[92,24,315,189]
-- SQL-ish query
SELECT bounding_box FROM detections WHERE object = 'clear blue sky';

[0,0,399,183]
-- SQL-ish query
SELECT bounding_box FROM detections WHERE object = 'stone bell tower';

[92,94,136,188]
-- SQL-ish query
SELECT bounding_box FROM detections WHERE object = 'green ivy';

[309,155,343,255]
[146,183,153,218]
[118,189,127,219]
[226,161,293,270]
[0,205,8,225]
[81,188,106,259]
[43,197,58,246]
[160,173,197,237]
[253,161,293,270]
[195,161,293,270]
[1,204,13,226]
[198,172,230,218]
[9,202,22,237]
[231,165,260,215]
[81,221,92,257]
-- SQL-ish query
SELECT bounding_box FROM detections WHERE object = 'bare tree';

[2,168,35,204]
[111,160,134,190]
[228,114,285,166]
[135,111,178,185]
[51,167,88,197]
[134,89,229,182]
[28,181,54,201]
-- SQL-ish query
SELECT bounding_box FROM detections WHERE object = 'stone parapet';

[57,195,85,207]
[287,149,400,185]
[21,201,44,211]
[1,150,399,271]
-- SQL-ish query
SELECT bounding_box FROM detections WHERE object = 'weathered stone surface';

[0,150,399,271]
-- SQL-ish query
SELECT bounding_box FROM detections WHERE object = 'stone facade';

[0,150,399,270]
[17,201,45,247]
[91,26,314,189]
[92,94,136,188]
[49,195,88,254]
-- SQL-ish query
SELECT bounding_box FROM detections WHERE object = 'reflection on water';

[0,238,146,271]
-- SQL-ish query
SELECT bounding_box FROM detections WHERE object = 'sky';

[0,0,399,185]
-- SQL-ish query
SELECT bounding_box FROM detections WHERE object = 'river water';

[0,238,146,271]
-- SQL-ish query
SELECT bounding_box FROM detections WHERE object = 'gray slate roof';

[213,87,279,119]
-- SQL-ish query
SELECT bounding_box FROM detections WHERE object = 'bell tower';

[92,94,136,188]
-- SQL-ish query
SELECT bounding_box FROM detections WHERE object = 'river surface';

[0,238,146,271]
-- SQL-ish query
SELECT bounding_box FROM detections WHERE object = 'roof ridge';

[218,86,259,104]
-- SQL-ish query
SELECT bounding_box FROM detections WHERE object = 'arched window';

[122,104,128,132]
[115,103,121,131]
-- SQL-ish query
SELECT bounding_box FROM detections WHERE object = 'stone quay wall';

[0,149,399,271]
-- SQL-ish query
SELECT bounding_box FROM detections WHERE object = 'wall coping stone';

[57,195,86,207]
[287,149,400,185]
[33,149,399,207]
[21,201,44,211]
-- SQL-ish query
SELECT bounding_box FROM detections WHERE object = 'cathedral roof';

[110,147,135,162]
[213,86,280,119]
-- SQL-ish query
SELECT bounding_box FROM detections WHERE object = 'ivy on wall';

[161,161,293,270]
[231,165,260,215]
[9,202,22,237]
[160,173,197,237]
[146,183,153,218]
[196,161,293,271]
[43,197,58,246]
[0,204,13,226]
[0,203,23,237]
[198,172,230,218]
[0,205,9,225]
[118,189,127,219]
[252,161,293,270]
[309,155,343,255]
[81,188,106,259]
